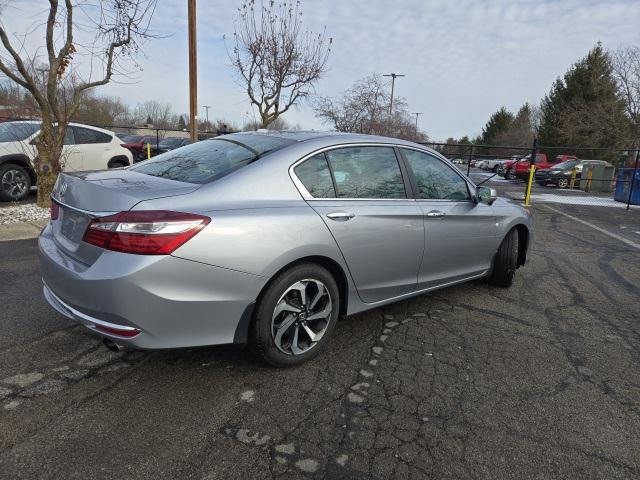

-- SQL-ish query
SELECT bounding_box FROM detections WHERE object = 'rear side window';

[324,147,406,199]
[294,153,336,198]
[73,127,112,144]
[129,135,294,184]
[403,149,471,201]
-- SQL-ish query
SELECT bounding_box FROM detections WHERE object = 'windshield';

[552,160,580,171]
[0,122,41,142]
[129,134,295,184]
[159,138,185,148]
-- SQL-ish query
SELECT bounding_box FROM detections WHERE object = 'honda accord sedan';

[40,131,532,367]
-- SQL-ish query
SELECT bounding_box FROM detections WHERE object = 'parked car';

[119,135,159,161]
[154,137,191,155]
[500,154,578,180]
[0,121,133,201]
[535,159,609,188]
[40,131,532,367]
[481,158,510,172]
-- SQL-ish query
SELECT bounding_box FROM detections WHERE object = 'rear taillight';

[50,201,60,220]
[82,210,210,255]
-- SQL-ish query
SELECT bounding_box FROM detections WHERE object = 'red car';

[501,154,578,180]
[119,134,159,161]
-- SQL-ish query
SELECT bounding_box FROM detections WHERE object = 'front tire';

[0,163,32,202]
[252,263,340,367]
[488,229,518,288]
[557,178,569,188]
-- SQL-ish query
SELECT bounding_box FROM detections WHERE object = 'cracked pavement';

[1,199,639,479]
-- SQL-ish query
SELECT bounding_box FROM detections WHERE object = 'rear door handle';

[326,211,355,221]
[426,210,446,218]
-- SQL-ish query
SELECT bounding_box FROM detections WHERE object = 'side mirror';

[477,186,497,205]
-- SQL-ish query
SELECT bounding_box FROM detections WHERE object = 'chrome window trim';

[288,142,415,201]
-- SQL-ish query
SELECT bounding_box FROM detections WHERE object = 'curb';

[0,220,48,242]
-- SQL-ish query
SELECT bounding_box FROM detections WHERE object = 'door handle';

[326,211,355,221]
[426,210,446,218]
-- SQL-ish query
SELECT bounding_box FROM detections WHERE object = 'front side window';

[324,146,406,199]
[0,122,40,142]
[130,134,294,184]
[403,149,471,201]
[294,153,336,198]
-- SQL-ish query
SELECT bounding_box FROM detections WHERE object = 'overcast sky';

[3,0,640,140]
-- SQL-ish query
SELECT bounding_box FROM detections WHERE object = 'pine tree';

[177,115,187,130]
[481,107,514,144]
[538,43,631,158]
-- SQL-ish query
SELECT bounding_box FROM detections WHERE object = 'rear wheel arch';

[233,255,350,346]
[107,155,130,168]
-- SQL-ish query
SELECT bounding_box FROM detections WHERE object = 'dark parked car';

[535,159,609,188]
[155,137,191,154]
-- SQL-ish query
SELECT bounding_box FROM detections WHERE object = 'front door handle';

[326,211,355,221]
[426,210,446,218]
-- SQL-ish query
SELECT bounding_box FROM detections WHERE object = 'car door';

[292,145,424,304]
[400,148,497,289]
[72,126,113,170]
[59,127,83,171]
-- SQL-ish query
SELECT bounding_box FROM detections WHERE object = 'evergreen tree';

[538,43,631,158]
[177,115,187,130]
[481,107,514,144]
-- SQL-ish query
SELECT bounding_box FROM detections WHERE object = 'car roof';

[1,119,114,135]
[227,130,431,151]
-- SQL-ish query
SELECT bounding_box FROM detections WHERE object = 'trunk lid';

[50,170,200,264]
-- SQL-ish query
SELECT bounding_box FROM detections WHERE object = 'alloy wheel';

[1,168,28,199]
[557,178,569,188]
[271,279,333,355]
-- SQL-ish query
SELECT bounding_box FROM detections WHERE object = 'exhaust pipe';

[103,338,124,352]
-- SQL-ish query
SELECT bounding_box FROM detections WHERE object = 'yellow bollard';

[146,142,151,160]
[585,169,593,192]
[569,168,577,189]
[524,165,536,206]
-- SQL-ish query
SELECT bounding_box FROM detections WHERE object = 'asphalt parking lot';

[1,184,640,479]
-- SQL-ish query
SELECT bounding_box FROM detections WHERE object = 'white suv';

[0,121,133,201]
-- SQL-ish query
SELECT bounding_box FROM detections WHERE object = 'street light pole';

[202,105,211,127]
[383,73,405,116]
[412,112,423,133]
[188,0,197,142]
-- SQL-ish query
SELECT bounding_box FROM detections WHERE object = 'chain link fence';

[422,140,640,211]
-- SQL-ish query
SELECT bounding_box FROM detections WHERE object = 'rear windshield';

[159,137,185,148]
[129,134,295,184]
[0,122,41,142]
[120,135,143,143]
[553,160,580,170]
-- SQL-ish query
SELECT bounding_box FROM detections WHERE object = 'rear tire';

[488,229,518,288]
[252,263,340,367]
[0,163,31,202]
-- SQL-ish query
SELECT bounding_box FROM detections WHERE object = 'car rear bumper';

[39,223,267,349]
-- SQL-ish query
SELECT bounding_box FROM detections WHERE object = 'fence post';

[156,128,159,149]
[467,145,473,176]
[627,149,640,211]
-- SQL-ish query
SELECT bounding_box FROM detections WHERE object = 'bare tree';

[0,0,157,206]
[314,74,428,142]
[612,46,640,145]
[229,0,331,129]
[134,100,173,128]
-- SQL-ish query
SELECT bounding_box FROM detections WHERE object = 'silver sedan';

[39,131,532,366]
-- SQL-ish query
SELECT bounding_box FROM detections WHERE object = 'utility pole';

[412,112,423,133]
[188,0,197,142]
[383,73,405,116]
[202,105,211,128]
